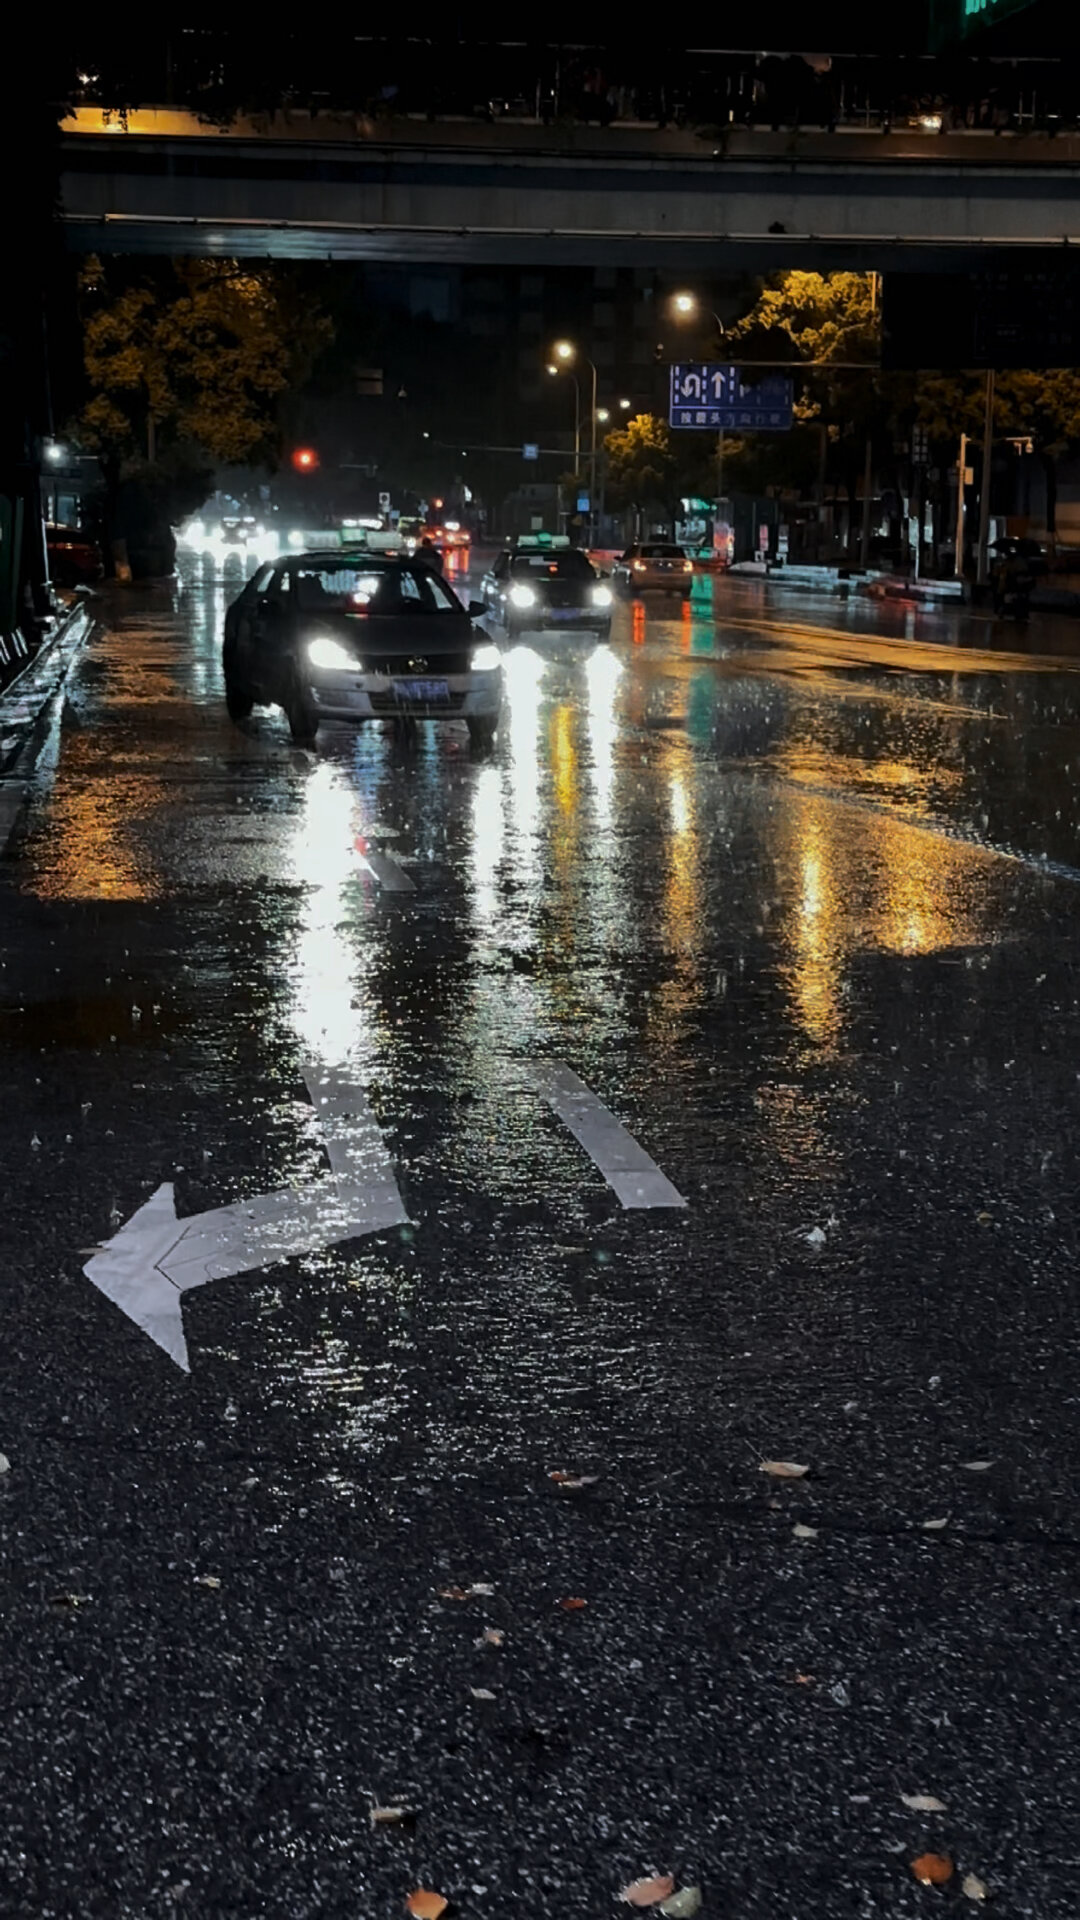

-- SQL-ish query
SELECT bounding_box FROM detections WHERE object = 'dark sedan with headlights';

[480,542,613,638]
[222,551,502,746]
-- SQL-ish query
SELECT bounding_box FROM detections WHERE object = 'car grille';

[362,650,471,675]
[366,690,467,714]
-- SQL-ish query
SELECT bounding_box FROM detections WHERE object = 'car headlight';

[509,583,537,609]
[471,642,501,672]
[288,529,304,547]
[307,636,356,670]
[591,584,613,608]
[632,560,646,572]
[683,559,694,573]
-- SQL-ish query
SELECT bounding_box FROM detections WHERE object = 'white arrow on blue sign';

[669,363,794,432]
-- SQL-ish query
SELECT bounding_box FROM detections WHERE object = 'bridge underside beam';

[62,219,1080,275]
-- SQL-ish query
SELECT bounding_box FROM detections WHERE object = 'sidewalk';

[0,595,95,852]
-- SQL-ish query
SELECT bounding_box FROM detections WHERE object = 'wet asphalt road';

[3,556,1080,1918]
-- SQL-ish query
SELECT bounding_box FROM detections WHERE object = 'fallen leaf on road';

[477,1628,504,1647]
[805,1225,827,1248]
[406,1892,448,1919]
[792,1523,818,1539]
[370,1806,412,1827]
[921,1517,949,1531]
[976,1211,993,1225]
[659,1888,702,1917]
[794,1672,815,1685]
[193,1574,222,1589]
[0,1453,9,1475]
[48,1591,89,1610]
[549,1472,600,1489]
[911,1853,954,1885]
[960,1461,994,1472]
[436,1583,494,1601]
[761,1460,809,1479]
[901,1794,947,1812]
[962,1873,988,1902]
[621,1874,676,1907]
[558,1597,588,1611]
[469,1687,496,1701]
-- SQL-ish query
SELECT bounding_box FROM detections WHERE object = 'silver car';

[612,542,694,597]
[223,551,503,747]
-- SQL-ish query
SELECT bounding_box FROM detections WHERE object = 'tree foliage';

[604,413,716,520]
[73,257,332,468]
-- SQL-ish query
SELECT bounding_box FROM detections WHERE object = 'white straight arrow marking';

[82,1068,407,1371]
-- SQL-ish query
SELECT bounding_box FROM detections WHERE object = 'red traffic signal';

[291,446,319,473]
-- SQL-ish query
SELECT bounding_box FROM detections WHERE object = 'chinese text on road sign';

[669,364,794,432]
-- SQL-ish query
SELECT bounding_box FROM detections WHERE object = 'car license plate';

[392,678,449,702]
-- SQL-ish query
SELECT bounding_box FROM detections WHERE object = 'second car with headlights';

[481,539,613,637]
[612,542,694,597]
[222,551,502,746]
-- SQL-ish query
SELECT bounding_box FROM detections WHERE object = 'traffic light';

[291,447,319,473]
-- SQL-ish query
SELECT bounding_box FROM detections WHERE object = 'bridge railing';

[68,44,1080,142]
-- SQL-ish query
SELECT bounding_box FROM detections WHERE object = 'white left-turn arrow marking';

[82,1067,407,1372]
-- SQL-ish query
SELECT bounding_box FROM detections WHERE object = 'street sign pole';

[955,432,968,580]
[976,369,995,589]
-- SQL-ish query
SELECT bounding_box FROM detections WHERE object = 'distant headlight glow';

[591,584,613,608]
[509,583,537,609]
[288,529,304,547]
[307,636,355,670]
[471,642,501,671]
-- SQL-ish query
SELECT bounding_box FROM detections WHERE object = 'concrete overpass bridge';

[60,108,1080,273]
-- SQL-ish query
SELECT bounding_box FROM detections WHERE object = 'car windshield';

[291,563,462,613]
[640,545,685,558]
[510,551,594,579]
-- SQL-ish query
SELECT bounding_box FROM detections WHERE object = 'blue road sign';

[669,364,794,432]
[522,442,539,460]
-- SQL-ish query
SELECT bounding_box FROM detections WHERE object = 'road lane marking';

[82,1066,407,1371]
[357,846,415,891]
[532,1062,687,1209]
[714,612,1080,676]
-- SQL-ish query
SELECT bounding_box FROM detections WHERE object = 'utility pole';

[588,359,598,547]
[859,433,873,568]
[859,272,878,570]
[976,369,995,589]
[955,431,968,580]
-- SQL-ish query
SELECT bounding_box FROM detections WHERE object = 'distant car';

[222,551,502,747]
[46,523,102,587]
[481,543,613,637]
[612,542,694,597]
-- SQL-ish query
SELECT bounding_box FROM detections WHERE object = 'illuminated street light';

[596,407,610,424]
[548,340,598,539]
[618,397,632,410]
[674,292,696,315]
[44,442,66,464]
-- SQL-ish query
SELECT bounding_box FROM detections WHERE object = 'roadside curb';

[0,599,96,854]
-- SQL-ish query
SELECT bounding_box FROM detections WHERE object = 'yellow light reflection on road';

[775,745,1011,1051]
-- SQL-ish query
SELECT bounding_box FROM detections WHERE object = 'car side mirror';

[468,599,486,617]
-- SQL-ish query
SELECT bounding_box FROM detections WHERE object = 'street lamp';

[618,397,632,410]
[550,340,598,542]
[671,290,725,339]
[596,407,610,424]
